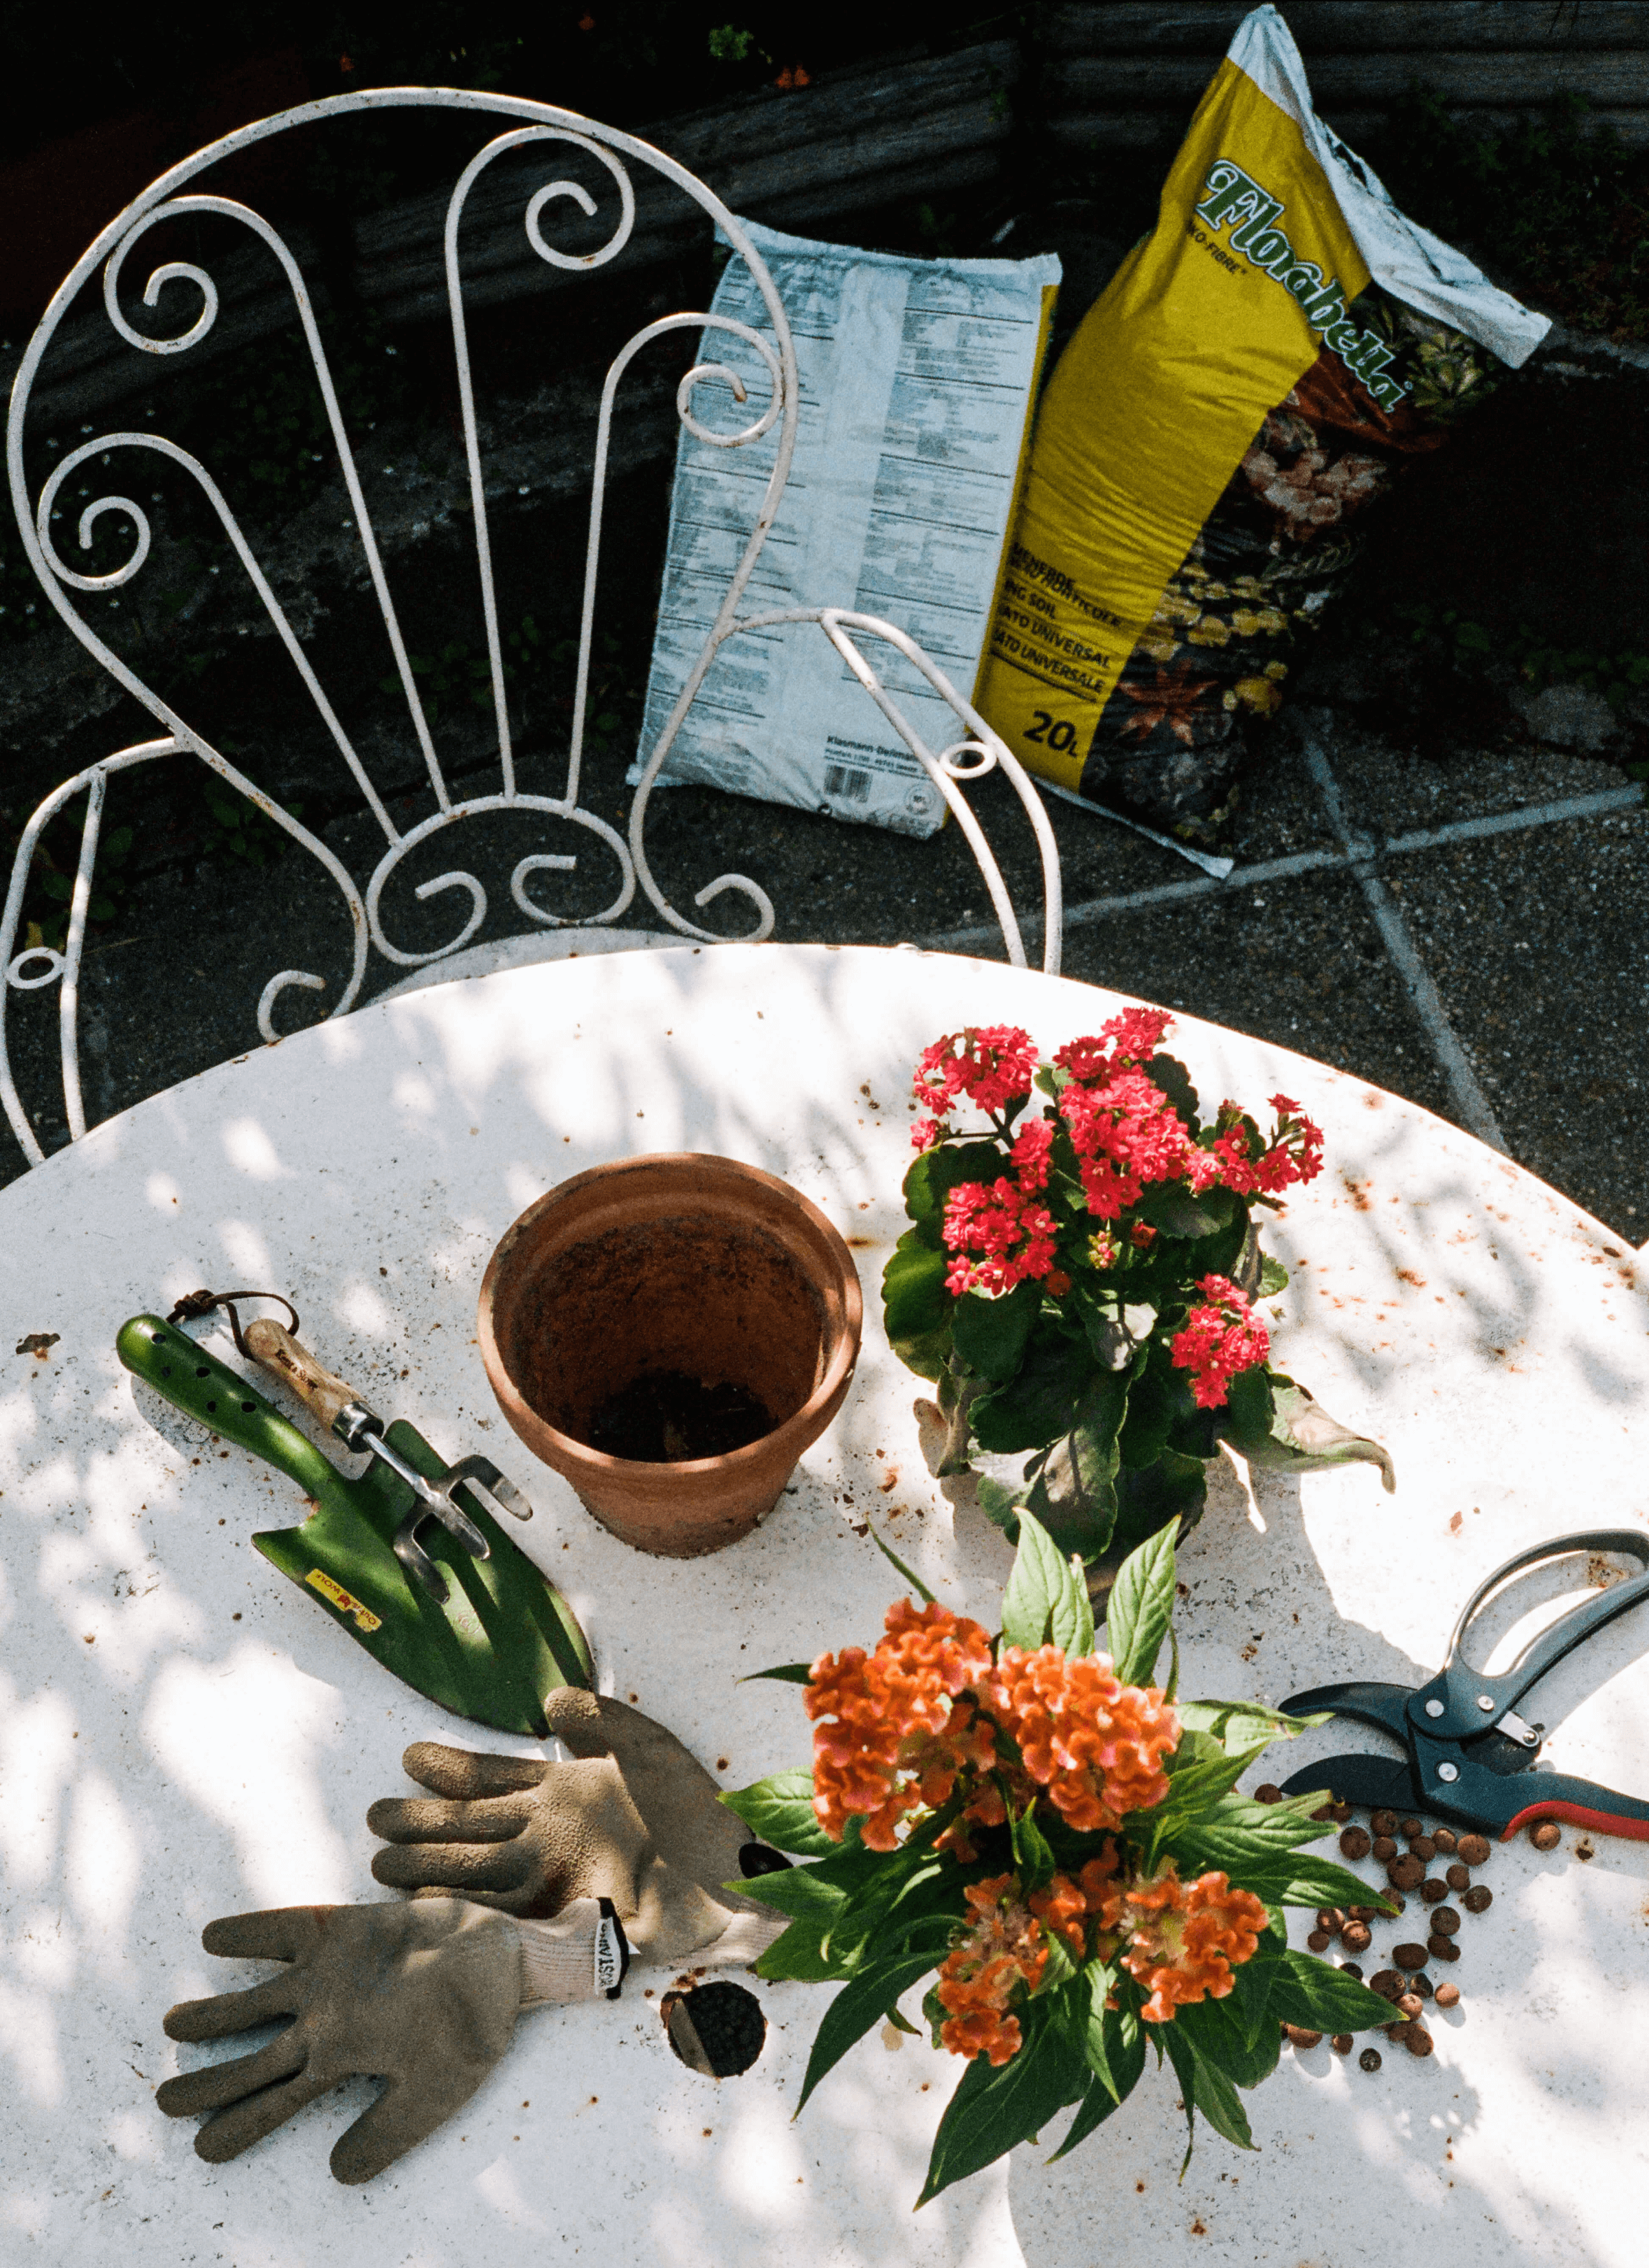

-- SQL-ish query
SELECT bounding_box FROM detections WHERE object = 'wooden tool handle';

[243,1318,363,1432]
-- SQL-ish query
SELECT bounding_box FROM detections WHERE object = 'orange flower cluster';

[805,1599,994,1849]
[978,1647,1180,1830]
[1114,1863,1268,2023]
[939,1859,1121,2063]
[934,1875,1049,2065]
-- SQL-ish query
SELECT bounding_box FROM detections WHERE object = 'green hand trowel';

[117,1311,593,1735]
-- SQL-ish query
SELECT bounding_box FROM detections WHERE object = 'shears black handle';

[1446,1528,1649,1722]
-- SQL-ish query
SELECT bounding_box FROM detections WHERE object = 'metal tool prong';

[447,1454,534,1522]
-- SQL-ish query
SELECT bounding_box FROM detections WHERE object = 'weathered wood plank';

[1047,105,1649,152]
[1046,3,1649,55]
[1048,49,1649,105]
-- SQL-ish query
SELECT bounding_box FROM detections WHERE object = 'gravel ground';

[4,707,1643,1239]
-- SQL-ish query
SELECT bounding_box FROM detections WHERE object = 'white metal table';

[1,942,1645,2268]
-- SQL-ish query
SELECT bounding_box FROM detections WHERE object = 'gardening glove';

[366,1691,789,1972]
[155,1897,600,2183]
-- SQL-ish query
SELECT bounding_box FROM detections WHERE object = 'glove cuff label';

[594,1902,629,2000]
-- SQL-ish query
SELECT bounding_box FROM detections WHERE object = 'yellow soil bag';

[977,3,1549,843]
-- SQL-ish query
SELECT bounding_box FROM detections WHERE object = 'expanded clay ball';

[1339,1825,1372,1860]
[1388,1855,1426,1892]
[1368,1968,1402,1999]
[1371,1835,1398,1863]
[1428,1935,1461,1964]
[1431,1906,1461,1937]
[1420,1878,1448,1904]
[1432,1827,1459,1856]
[1316,1908,1346,1934]
[1457,1834,1492,1866]
[1463,1885,1493,1914]
[1409,1834,1437,1863]
[1409,1972,1433,2001]
[1341,1921,1372,1953]
[1404,2025,1435,2058]
[1306,1929,1332,1953]
[1332,2034,1354,2056]
[1340,1961,1364,1980]
[1359,2048,1382,2073]
[1530,1823,1562,1852]
[1434,1982,1461,2009]
[1253,1783,1284,1805]
[1370,1809,1398,1838]
[1393,1943,1429,1972]
[1399,1817,1423,1839]
[1446,1863,1472,1893]
[1281,2024,1323,2049]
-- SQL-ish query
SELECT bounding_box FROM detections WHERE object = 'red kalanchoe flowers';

[914,1026,1038,1121]
[1169,1274,1270,1408]
[941,1177,1059,1296]
[1054,1008,1173,1085]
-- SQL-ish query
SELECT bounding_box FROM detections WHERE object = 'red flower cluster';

[1196,1093,1325,1197]
[941,1177,1059,1296]
[1169,1274,1270,1408]
[911,1025,1039,1150]
[1059,1069,1196,1223]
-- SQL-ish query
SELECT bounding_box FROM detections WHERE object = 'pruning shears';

[1279,1529,1649,1843]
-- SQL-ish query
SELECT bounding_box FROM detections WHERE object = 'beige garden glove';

[155,1898,542,2183]
[366,1691,789,1973]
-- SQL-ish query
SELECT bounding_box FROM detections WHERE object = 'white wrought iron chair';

[2,89,1062,1168]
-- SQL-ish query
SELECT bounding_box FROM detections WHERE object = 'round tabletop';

[2,942,1645,2268]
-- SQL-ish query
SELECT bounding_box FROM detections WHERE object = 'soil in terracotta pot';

[585,1370,774,1463]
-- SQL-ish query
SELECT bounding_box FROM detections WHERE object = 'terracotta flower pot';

[478,1154,863,1557]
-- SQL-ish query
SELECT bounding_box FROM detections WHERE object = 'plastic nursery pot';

[478,1154,863,1558]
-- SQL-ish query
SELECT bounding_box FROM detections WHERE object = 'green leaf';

[951,1278,1039,1381]
[1176,1699,1323,1754]
[1145,1052,1200,1132]
[917,1993,1088,2206]
[739,1661,813,1685]
[864,1518,937,1605]
[756,1915,853,1982]
[1105,1524,1178,1686]
[1269,1948,1397,2033]
[1000,1507,1091,1653]
[1009,1798,1057,1892]
[1257,1253,1290,1298]
[1074,1961,1126,2099]
[1226,1942,1281,2049]
[719,1772,835,1856]
[903,1139,1002,1223]
[1218,1370,1395,1493]
[882,1231,950,1341]
[889,1318,953,1383]
[971,1322,1090,1454]
[1163,2023,1255,2158]
[1264,1856,1400,1913]
[1174,1988,1281,2090]
[1110,1451,1207,1560]
[734,1865,849,1923]
[796,1953,943,2113]
[1117,1359,1173,1471]
[1134,1183,1224,1240]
